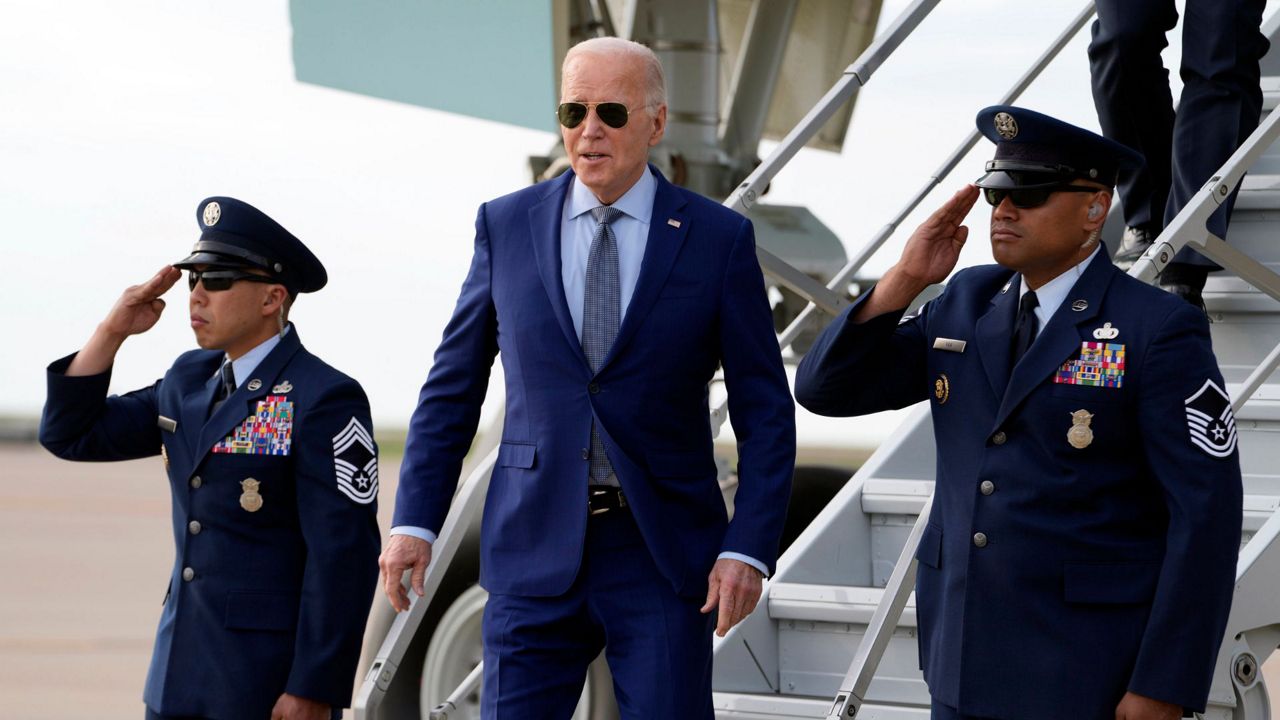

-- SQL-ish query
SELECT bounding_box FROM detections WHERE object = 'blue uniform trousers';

[1089,0,1268,262]
[930,699,1000,720]
[481,508,715,720]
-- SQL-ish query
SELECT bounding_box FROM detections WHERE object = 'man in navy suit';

[379,37,796,718]
[40,198,381,720]
[796,107,1242,720]
[1089,0,1269,304]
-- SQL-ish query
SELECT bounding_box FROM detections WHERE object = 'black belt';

[588,486,628,515]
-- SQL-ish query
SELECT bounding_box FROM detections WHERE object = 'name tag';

[157,416,178,433]
[933,337,967,353]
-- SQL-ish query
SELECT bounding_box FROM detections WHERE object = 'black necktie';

[1011,291,1040,365]
[211,360,236,416]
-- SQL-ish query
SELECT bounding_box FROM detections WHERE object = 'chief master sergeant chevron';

[39,197,381,720]
[796,107,1242,720]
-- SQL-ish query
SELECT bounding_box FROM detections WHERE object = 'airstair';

[710,3,1280,719]
[353,2,1280,718]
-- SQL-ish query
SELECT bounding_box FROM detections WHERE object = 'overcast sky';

[1,0,1233,429]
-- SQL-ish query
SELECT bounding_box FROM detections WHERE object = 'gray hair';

[563,37,666,110]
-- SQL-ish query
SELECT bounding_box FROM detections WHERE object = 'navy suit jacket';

[394,167,796,598]
[40,326,380,719]
[796,250,1241,718]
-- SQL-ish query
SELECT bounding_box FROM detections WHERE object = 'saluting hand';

[66,265,183,377]
[854,185,980,322]
[700,558,764,637]
[102,265,183,338]
[379,534,432,612]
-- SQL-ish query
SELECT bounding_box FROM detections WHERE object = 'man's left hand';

[700,558,764,637]
[271,692,330,720]
[1115,691,1181,720]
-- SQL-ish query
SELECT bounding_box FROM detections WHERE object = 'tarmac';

[3,442,1276,719]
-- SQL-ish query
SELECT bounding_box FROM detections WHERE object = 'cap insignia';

[994,112,1018,140]
[202,201,221,227]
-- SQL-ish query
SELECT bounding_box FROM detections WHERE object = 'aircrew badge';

[240,478,263,512]
[1185,379,1238,458]
[1067,409,1094,449]
[934,374,950,404]
[1055,342,1124,388]
[212,395,294,455]
[1092,322,1119,340]
[272,381,293,393]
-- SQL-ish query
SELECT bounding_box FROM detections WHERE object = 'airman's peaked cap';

[174,197,327,294]
[974,105,1144,190]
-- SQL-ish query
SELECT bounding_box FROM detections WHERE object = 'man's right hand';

[854,184,980,322]
[67,266,183,377]
[379,534,432,612]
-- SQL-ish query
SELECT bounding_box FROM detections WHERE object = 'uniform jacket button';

[980,480,995,496]
[991,431,1007,445]
[188,520,202,535]
[182,567,195,582]
[973,532,988,548]
[588,382,600,394]
[190,476,202,489]
[581,448,590,460]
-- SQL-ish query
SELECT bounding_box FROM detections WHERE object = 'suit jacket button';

[991,431,1007,445]
[182,567,195,582]
[973,532,988,548]
[188,521,202,535]
[588,383,600,394]
[581,448,590,460]
[980,481,995,496]
[190,476,202,489]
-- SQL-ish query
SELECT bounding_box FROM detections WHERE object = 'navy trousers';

[481,509,715,720]
[1089,0,1268,263]
[930,698,1000,720]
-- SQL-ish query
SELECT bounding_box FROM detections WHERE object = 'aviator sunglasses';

[188,268,277,292]
[982,185,1099,209]
[557,101,641,129]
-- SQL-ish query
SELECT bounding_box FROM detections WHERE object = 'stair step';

[713,692,929,719]
[769,583,918,626]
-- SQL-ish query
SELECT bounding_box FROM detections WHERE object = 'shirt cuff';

[718,551,769,578]
[390,526,438,544]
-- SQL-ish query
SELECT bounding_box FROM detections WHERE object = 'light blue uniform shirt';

[1018,245,1101,338]
[393,170,769,577]
[223,326,287,388]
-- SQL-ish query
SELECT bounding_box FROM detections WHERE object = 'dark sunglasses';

[982,185,1099,209]
[188,269,277,292]
[556,101,639,129]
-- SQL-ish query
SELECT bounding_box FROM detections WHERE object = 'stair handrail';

[712,0,1097,433]
[729,0,944,317]
[1129,90,1280,414]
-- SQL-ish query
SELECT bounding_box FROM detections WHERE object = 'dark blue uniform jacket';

[795,250,1241,718]
[40,325,380,720]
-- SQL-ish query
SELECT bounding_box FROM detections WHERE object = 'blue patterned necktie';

[583,206,622,486]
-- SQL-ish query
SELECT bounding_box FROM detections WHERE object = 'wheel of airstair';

[419,584,619,720]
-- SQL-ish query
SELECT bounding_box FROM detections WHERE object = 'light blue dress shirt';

[393,169,769,577]
[1018,245,1101,338]
[223,325,287,387]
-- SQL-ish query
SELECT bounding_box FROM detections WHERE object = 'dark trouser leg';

[1089,0,1178,231]
[589,511,715,720]
[481,580,602,720]
[1169,0,1268,265]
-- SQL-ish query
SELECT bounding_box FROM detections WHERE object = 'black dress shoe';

[1113,224,1159,270]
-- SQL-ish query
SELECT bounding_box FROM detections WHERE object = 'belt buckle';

[589,488,610,516]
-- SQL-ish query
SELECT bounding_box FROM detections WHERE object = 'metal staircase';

[710,6,1280,720]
